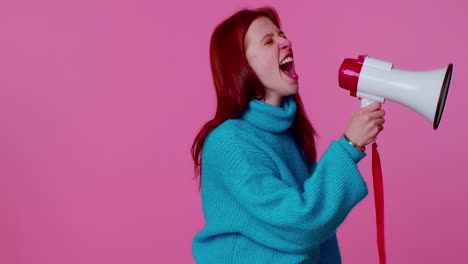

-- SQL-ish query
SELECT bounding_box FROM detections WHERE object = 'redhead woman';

[191,7,385,264]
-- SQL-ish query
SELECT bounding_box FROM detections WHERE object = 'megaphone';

[338,54,453,129]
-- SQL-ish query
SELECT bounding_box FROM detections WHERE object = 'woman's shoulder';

[201,119,270,185]
[201,119,260,169]
[205,119,248,144]
[203,118,260,155]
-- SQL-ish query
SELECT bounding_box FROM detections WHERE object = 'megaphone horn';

[339,54,453,129]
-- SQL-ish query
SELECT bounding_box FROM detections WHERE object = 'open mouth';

[279,56,298,80]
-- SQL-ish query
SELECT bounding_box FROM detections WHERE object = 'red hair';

[191,7,318,188]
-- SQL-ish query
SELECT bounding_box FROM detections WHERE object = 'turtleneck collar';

[240,96,297,133]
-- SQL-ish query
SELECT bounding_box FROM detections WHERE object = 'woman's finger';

[363,101,381,112]
[369,109,385,119]
[374,118,385,125]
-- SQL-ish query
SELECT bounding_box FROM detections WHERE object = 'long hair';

[191,7,318,189]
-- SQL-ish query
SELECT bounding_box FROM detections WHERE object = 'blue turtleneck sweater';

[192,96,368,264]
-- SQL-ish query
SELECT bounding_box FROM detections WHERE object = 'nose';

[279,37,292,50]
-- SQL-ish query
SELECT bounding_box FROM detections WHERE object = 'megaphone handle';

[361,98,377,142]
[361,98,374,108]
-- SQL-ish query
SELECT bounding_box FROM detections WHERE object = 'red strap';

[372,142,386,264]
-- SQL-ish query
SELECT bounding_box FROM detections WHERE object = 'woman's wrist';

[343,133,366,152]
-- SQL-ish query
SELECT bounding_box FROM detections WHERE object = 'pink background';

[1,0,467,263]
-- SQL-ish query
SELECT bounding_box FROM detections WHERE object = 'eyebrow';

[261,30,284,42]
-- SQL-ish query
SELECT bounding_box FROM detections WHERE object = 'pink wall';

[1,0,467,263]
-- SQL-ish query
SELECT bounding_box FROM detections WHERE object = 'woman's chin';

[286,83,299,95]
[293,85,300,94]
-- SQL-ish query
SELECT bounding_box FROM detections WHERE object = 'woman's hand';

[345,101,385,147]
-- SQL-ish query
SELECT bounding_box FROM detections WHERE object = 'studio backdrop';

[1,0,467,263]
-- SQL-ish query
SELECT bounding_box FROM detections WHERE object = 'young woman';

[191,7,385,264]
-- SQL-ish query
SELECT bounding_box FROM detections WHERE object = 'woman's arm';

[203,131,368,254]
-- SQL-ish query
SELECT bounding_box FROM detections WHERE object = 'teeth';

[280,56,294,66]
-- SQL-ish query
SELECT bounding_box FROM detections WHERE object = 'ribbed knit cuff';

[338,134,367,163]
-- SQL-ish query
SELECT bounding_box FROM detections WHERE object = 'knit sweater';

[192,96,368,264]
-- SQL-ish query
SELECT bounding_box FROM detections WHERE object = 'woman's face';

[244,17,299,107]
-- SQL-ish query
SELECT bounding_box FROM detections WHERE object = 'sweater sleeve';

[204,131,368,254]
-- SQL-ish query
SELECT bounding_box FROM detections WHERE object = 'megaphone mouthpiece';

[338,55,367,96]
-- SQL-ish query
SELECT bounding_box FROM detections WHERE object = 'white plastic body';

[357,56,448,124]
